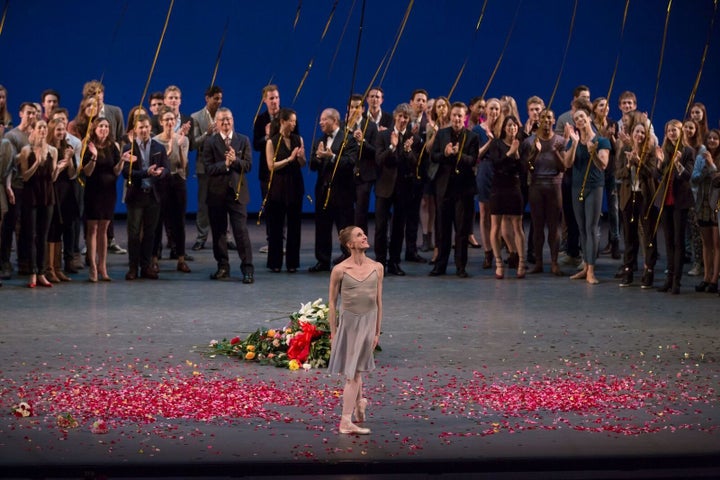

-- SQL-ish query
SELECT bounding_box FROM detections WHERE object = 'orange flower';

[245,351,256,360]
[246,345,256,352]
[267,329,276,338]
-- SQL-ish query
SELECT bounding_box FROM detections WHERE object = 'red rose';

[230,337,240,345]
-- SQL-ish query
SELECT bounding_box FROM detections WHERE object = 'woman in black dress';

[45,118,77,282]
[487,115,526,279]
[19,119,57,288]
[82,117,122,282]
[264,108,305,272]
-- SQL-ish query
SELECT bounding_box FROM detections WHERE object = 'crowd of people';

[0,81,718,295]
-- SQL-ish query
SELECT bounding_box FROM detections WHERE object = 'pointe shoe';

[339,422,371,435]
[355,398,368,423]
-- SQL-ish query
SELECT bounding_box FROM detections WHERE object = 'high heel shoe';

[37,275,53,288]
[355,398,368,423]
[517,258,527,279]
[495,257,504,279]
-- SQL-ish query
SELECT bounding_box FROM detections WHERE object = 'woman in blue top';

[562,100,610,285]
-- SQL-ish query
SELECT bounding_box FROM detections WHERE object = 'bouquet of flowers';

[207,298,332,369]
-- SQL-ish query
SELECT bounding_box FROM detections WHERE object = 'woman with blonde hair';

[474,97,504,269]
[654,120,695,294]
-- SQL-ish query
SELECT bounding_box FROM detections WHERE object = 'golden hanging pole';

[257,136,283,224]
[481,0,522,100]
[447,0,488,101]
[210,17,230,87]
[648,0,673,122]
[547,0,578,109]
[0,0,9,37]
[606,0,631,101]
[138,0,175,108]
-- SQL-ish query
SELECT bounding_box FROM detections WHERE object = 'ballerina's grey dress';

[328,270,378,376]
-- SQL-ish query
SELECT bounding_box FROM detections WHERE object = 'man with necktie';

[122,115,169,280]
[308,108,358,272]
[202,108,254,284]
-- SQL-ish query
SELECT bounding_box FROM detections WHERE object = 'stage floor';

[1,219,718,479]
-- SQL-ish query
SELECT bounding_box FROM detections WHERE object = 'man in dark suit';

[202,107,254,284]
[347,93,378,234]
[373,103,421,276]
[121,115,169,280]
[429,102,479,278]
[366,86,393,131]
[308,108,358,272]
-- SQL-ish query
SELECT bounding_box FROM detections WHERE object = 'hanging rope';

[210,17,230,87]
[481,0,522,99]
[648,0,673,121]
[547,0,578,109]
[292,0,340,105]
[447,0,489,100]
[606,0,631,101]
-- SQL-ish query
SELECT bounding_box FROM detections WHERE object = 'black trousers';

[435,192,474,272]
[208,197,253,271]
[354,180,373,235]
[21,203,53,274]
[661,205,688,281]
[153,175,187,258]
[266,198,302,270]
[314,201,354,265]
[561,175,580,257]
[404,181,424,256]
[621,193,658,270]
[126,192,160,270]
[374,191,407,264]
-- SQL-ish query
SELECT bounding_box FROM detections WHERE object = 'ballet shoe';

[355,398,368,423]
[339,421,371,435]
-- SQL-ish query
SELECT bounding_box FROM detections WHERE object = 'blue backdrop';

[2,0,718,214]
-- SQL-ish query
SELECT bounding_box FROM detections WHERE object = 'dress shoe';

[387,262,406,276]
[191,241,205,251]
[125,269,138,281]
[242,272,254,284]
[210,267,230,280]
[530,264,544,274]
[141,267,159,280]
[428,267,446,276]
[287,268,297,273]
[456,268,469,278]
[308,262,330,273]
[405,252,427,263]
[177,261,191,273]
